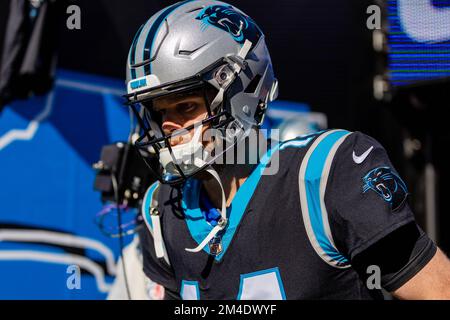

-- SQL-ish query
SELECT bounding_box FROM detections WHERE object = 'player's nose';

[161,118,187,147]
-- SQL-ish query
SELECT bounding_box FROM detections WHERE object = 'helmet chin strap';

[185,166,228,253]
[158,125,229,254]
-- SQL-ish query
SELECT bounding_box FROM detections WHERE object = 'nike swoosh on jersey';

[352,146,374,164]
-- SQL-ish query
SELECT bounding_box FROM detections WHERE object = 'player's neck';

[201,129,265,209]
[202,163,255,209]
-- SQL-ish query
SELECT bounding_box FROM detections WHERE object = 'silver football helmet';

[124,0,278,185]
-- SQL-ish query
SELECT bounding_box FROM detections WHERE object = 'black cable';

[128,107,136,140]
[111,173,132,300]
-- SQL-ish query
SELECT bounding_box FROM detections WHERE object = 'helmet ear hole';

[214,64,235,88]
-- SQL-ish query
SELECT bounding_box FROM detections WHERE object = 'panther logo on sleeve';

[362,166,408,211]
[196,5,262,45]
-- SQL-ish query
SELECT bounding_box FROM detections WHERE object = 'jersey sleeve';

[324,131,437,291]
[325,131,415,258]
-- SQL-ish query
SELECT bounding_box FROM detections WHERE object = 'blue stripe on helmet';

[142,0,195,75]
[129,24,144,80]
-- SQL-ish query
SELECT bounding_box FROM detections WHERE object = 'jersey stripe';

[299,129,352,268]
[142,181,172,266]
[181,280,200,300]
[141,181,159,232]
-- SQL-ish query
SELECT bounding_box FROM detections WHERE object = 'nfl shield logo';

[209,236,222,256]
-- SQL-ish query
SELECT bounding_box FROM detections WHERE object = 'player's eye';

[177,102,198,114]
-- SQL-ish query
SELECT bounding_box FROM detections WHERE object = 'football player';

[124,0,450,299]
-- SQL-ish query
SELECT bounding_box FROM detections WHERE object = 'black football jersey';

[139,129,435,299]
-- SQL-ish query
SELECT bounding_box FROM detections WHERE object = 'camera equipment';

[92,141,157,299]
[93,141,156,208]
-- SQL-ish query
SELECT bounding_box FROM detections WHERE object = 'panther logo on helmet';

[196,5,261,46]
